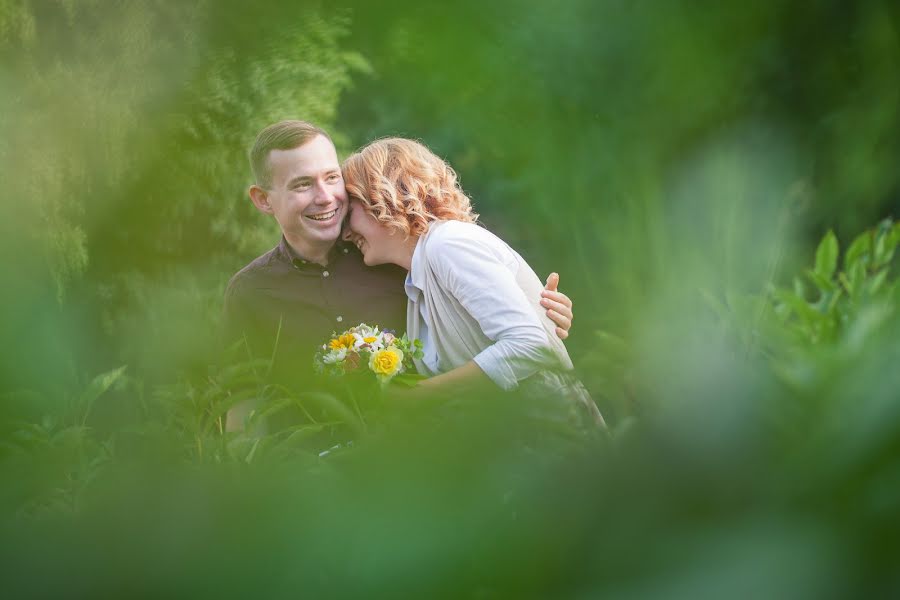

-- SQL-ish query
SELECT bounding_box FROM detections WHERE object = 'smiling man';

[247,129,347,265]
[223,120,574,430]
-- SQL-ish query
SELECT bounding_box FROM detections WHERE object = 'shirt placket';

[319,250,349,328]
[288,257,336,332]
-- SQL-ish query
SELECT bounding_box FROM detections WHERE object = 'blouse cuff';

[473,349,519,391]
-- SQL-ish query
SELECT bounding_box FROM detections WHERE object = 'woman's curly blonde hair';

[342,137,478,238]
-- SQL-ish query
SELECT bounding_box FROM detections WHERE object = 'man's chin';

[307,224,342,244]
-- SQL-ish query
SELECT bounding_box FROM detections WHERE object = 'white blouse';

[404,220,572,390]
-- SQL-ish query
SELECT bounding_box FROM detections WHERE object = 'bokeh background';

[1,1,899,597]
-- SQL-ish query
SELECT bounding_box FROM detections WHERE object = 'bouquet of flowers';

[314,323,423,385]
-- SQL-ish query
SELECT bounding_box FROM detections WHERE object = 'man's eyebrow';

[287,169,339,186]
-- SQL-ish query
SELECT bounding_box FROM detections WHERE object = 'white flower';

[353,326,384,351]
[322,348,347,364]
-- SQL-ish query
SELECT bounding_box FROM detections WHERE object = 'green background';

[1,1,899,596]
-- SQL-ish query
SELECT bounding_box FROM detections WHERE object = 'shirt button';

[322,270,330,278]
[336,315,343,322]
[343,248,349,254]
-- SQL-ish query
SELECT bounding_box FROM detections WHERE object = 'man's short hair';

[250,120,332,188]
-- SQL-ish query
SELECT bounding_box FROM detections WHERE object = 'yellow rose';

[368,347,404,381]
[330,333,355,350]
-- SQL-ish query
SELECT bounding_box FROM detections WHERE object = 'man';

[224,120,574,430]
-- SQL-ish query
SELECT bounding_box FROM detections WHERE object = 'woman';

[341,138,604,430]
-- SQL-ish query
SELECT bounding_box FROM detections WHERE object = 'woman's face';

[343,200,401,266]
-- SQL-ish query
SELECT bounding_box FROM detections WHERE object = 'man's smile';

[306,208,339,222]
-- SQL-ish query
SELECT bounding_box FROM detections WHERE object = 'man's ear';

[249,185,273,215]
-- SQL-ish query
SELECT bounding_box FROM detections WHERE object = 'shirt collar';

[404,236,426,302]
[276,236,348,270]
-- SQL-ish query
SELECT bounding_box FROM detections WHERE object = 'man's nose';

[312,179,333,203]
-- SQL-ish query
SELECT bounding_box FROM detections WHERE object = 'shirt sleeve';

[430,229,557,390]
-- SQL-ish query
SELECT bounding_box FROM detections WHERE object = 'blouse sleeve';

[430,229,557,390]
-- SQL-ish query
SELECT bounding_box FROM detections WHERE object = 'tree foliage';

[0,0,365,386]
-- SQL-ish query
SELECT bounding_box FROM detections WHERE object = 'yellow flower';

[330,333,355,350]
[368,347,404,381]
[363,336,378,344]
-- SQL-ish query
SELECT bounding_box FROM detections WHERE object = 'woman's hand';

[542,272,574,340]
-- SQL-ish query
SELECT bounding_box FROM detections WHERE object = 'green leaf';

[213,359,270,386]
[838,272,854,296]
[844,231,872,272]
[773,290,820,326]
[825,287,843,314]
[872,219,898,267]
[78,366,127,425]
[245,438,261,463]
[848,262,866,299]
[253,397,314,424]
[866,269,889,297]
[889,222,900,250]
[874,231,888,266]
[274,425,327,452]
[204,388,266,435]
[805,269,836,294]
[814,230,839,279]
[297,392,365,436]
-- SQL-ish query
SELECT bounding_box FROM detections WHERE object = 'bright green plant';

[771,219,899,346]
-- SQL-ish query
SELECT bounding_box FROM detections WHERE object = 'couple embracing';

[225,120,604,432]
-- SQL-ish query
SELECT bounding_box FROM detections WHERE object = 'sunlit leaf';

[814,230,838,279]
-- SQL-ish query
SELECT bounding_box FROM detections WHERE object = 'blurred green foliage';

[1,0,900,597]
[0,0,366,390]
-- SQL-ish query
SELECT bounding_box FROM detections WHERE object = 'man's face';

[263,135,348,250]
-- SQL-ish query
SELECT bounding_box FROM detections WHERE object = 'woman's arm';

[406,269,573,400]
[386,360,493,407]
[427,226,562,391]
[417,360,493,396]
